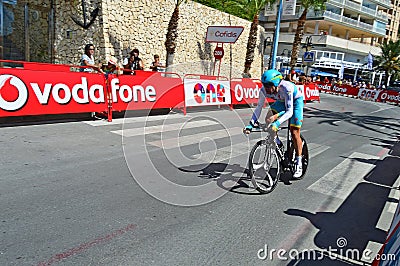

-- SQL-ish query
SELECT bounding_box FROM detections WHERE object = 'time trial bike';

[247,122,309,194]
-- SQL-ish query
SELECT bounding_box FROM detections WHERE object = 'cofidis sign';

[206,26,244,43]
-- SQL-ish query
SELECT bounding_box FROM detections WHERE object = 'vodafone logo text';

[305,87,319,99]
[234,84,260,102]
[0,74,160,112]
[0,75,28,111]
[380,92,400,102]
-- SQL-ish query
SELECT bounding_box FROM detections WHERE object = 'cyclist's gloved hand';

[270,122,279,132]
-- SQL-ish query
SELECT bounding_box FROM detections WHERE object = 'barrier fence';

[315,82,400,105]
[4,60,374,122]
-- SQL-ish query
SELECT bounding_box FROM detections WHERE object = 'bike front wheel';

[248,140,280,194]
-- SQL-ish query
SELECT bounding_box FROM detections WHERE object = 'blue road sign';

[303,51,315,62]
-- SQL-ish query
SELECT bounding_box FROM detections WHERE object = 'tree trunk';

[243,15,259,76]
[166,53,175,70]
[289,9,308,70]
[164,5,180,67]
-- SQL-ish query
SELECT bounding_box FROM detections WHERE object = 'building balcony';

[307,11,386,36]
[369,0,391,8]
[328,0,387,21]
[275,33,381,57]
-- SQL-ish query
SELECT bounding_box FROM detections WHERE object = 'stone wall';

[4,0,51,61]
[54,0,265,78]
[54,0,104,65]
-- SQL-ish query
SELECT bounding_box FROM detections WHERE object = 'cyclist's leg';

[289,97,304,157]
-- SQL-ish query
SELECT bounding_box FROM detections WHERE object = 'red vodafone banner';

[110,71,184,112]
[315,82,359,96]
[302,83,320,101]
[0,68,106,117]
[378,90,400,104]
[231,78,261,105]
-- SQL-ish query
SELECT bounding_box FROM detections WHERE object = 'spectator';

[290,70,299,83]
[149,54,165,72]
[101,56,119,77]
[299,75,306,84]
[123,48,144,74]
[80,44,102,73]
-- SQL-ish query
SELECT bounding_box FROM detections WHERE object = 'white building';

[259,0,391,83]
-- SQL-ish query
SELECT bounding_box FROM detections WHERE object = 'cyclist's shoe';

[243,121,260,134]
[252,121,261,130]
[243,124,253,134]
[293,163,303,179]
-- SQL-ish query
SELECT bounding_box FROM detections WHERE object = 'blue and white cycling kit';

[250,80,304,129]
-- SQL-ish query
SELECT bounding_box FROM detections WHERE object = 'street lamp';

[302,36,313,52]
[263,36,273,70]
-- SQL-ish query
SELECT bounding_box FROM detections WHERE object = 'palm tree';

[232,0,275,76]
[165,0,187,67]
[288,0,327,70]
[375,40,400,86]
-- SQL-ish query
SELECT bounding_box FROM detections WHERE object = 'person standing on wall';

[80,44,102,73]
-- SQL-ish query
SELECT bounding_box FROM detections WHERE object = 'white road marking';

[83,113,187,126]
[111,120,220,137]
[308,152,379,199]
[148,127,243,149]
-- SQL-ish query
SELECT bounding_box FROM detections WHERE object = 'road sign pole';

[270,0,283,70]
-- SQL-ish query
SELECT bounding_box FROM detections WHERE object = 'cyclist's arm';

[250,86,266,124]
[274,90,294,128]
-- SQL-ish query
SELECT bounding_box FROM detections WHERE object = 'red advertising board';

[377,90,400,104]
[110,71,184,112]
[0,68,107,117]
[230,78,274,105]
[302,83,320,101]
[315,82,359,97]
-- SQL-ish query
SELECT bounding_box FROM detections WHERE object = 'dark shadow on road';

[179,161,297,195]
[284,138,400,265]
[304,106,400,137]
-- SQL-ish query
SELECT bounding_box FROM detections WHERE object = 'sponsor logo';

[192,82,226,104]
[380,92,400,102]
[305,87,319,98]
[234,84,259,102]
[317,84,332,91]
[0,75,159,111]
[110,78,156,103]
[0,75,28,111]
[358,89,378,100]
[332,85,347,93]
[215,30,238,38]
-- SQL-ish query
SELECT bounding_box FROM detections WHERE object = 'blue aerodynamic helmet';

[261,69,283,87]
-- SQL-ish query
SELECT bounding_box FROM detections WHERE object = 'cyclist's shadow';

[179,162,294,195]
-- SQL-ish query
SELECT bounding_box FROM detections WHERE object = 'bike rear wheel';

[248,140,280,194]
[289,134,309,179]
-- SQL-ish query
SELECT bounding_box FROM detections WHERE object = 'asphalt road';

[0,93,399,266]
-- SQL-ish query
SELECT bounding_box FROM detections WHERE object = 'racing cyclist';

[243,69,304,178]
